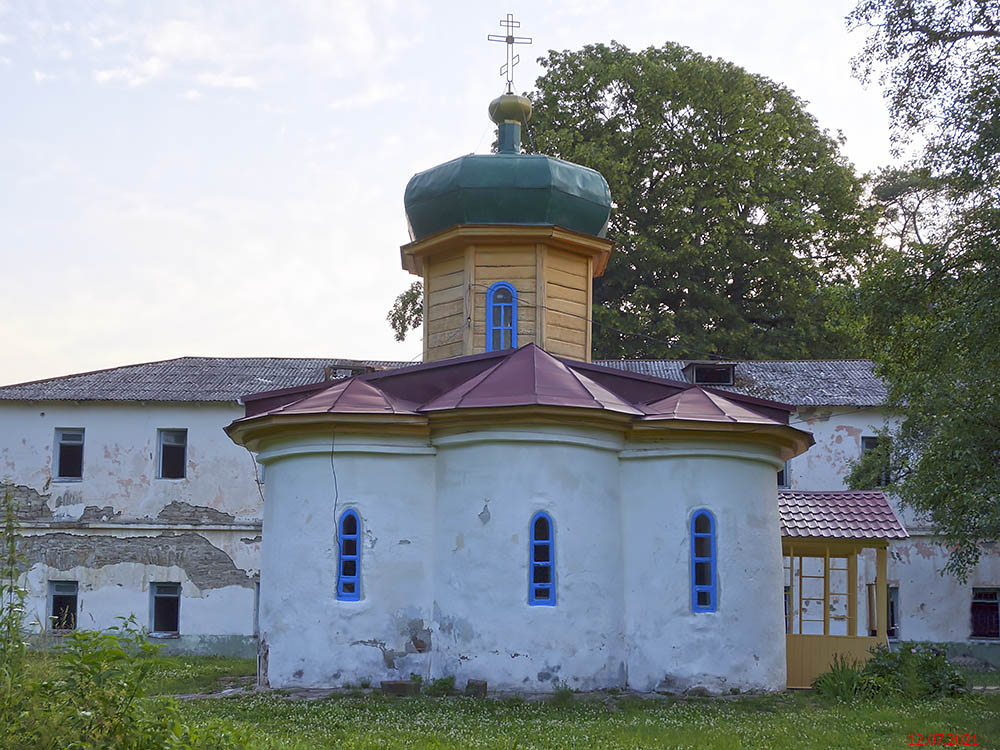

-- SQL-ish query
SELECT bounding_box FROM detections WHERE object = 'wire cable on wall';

[330,428,340,551]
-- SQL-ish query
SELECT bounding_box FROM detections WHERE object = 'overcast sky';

[0,0,892,386]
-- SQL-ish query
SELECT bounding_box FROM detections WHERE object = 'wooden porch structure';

[782,538,889,688]
[778,490,908,690]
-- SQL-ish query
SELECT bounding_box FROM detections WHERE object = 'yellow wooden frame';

[782,537,889,688]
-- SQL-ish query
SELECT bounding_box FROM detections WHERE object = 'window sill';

[155,477,187,482]
[51,477,83,483]
[968,637,1000,642]
[47,629,75,636]
[148,632,180,639]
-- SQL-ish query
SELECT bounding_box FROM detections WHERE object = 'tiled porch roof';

[779,490,908,540]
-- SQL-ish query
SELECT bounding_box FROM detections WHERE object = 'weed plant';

[424,675,457,697]
[550,682,576,708]
[814,643,967,702]
[0,485,249,749]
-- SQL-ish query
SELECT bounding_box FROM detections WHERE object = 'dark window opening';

[777,462,790,488]
[693,365,734,385]
[337,509,361,601]
[972,589,999,639]
[533,517,549,541]
[158,429,187,479]
[862,436,890,487]
[487,282,517,352]
[888,585,899,639]
[151,582,180,634]
[694,536,711,558]
[784,585,791,634]
[55,429,84,479]
[529,512,555,606]
[50,581,77,630]
[695,562,712,586]
[691,510,717,612]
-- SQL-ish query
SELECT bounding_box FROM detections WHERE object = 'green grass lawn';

[24,649,257,696]
[20,651,997,748]
[144,655,257,695]
[173,689,1000,749]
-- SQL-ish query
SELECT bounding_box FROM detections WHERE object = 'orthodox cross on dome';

[487,13,532,94]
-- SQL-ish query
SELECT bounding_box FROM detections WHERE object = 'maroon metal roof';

[267,377,420,416]
[233,344,804,436]
[642,387,783,424]
[779,490,908,540]
[421,344,642,414]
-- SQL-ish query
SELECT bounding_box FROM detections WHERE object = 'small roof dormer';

[681,361,736,387]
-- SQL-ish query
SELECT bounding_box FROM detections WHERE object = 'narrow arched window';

[486,281,517,351]
[337,509,361,601]
[691,510,717,612]
[529,512,555,606]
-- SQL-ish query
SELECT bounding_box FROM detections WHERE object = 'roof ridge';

[0,355,194,390]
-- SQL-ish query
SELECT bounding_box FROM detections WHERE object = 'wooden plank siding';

[421,236,597,362]
[544,248,590,362]
[785,634,882,689]
[425,250,469,362]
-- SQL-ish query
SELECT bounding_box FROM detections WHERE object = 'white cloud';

[32,69,53,82]
[196,71,257,89]
[0,56,10,65]
[0,32,12,44]
[148,20,218,62]
[328,83,402,111]
[182,88,202,100]
[94,56,164,87]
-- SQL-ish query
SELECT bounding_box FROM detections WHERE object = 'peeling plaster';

[18,532,254,590]
[351,639,408,669]
[4,483,53,521]
[157,501,237,525]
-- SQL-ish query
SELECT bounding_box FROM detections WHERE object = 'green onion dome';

[403,94,612,242]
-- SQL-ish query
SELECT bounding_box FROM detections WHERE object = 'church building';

[225,90,905,692]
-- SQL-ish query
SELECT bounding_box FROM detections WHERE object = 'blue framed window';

[529,512,555,606]
[691,510,717,612]
[337,509,361,601]
[486,281,517,351]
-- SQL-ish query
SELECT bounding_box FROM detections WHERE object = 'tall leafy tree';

[530,42,873,360]
[846,0,1000,577]
[390,42,875,358]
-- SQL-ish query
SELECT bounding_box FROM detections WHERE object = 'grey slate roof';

[0,356,887,408]
[600,359,888,407]
[0,357,410,404]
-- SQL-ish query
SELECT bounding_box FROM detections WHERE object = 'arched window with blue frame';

[691,510,717,612]
[337,509,361,601]
[529,511,555,606]
[486,281,517,351]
